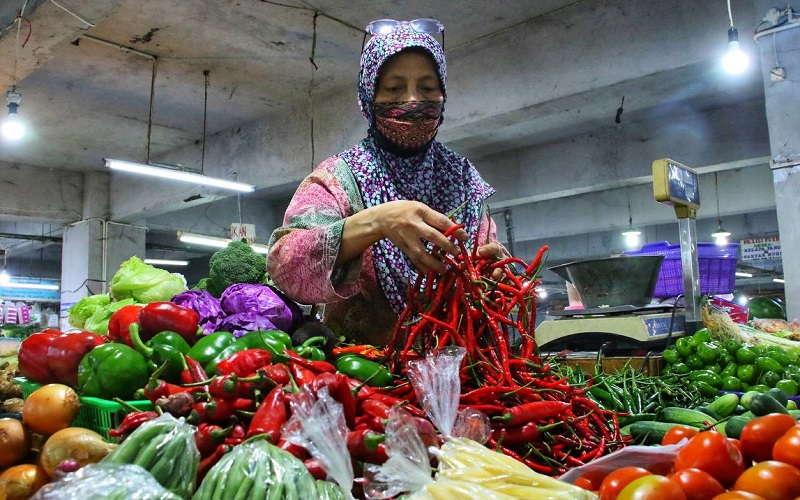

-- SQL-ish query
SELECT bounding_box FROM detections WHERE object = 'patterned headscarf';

[339,24,495,315]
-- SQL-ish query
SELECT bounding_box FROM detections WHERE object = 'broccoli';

[192,277,224,297]
[207,239,267,294]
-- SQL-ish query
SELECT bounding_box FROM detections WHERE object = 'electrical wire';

[308,11,318,171]
[201,70,210,174]
[726,0,735,27]
[49,0,95,27]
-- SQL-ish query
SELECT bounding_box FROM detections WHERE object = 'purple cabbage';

[171,290,225,335]
[217,311,278,338]
[219,283,300,333]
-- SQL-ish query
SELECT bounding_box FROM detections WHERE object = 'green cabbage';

[68,293,111,328]
[109,256,188,303]
[83,298,137,336]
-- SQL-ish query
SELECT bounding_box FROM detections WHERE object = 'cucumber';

[705,393,740,418]
[618,413,658,427]
[629,421,681,445]
[661,406,717,427]
[766,387,789,407]
[725,414,756,439]
[740,390,760,410]
[696,406,722,421]
[750,393,789,416]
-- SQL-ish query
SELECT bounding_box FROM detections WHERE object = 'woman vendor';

[268,19,505,345]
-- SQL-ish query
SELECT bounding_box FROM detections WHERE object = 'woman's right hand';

[374,200,468,274]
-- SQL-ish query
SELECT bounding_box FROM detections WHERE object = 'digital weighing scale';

[536,158,704,354]
[536,304,685,353]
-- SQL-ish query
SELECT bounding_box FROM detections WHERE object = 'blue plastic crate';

[625,241,739,297]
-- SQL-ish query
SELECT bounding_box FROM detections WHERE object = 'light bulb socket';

[7,102,19,116]
[727,26,739,43]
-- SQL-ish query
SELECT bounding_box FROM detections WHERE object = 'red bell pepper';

[138,302,202,345]
[18,329,61,383]
[215,349,272,376]
[47,330,106,386]
[108,304,144,345]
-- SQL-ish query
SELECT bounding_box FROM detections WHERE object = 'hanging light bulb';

[711,172,731,246]
[622,197,642,248]
[2,87,25,141]
[722,1,749,74]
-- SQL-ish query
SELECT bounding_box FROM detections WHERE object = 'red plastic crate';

[625,241,739,297]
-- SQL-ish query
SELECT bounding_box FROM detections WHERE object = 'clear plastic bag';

[407,346,466,438]
[363,406,434,499]
[31,463,178,500]
[193,437,318,500]
[559,441,688,484]
[282,386,354,498]
[101,412,199,499]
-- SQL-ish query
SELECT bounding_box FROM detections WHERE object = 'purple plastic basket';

[624,241,739,297]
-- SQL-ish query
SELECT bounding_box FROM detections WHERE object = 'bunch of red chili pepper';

[385,224,626,475]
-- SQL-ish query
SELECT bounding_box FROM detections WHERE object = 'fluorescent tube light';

[2,282,59,291]
[144,259,189,266]
[773,278,785,284]
[734,272,753,278]
[105,159,255,193]
[178,232,269,254]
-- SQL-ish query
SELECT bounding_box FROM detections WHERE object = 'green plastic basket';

[13,377,153,440]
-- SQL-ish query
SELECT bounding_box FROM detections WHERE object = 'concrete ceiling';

[0,0,778,292]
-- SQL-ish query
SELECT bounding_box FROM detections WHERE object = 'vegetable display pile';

[386,224,624,475]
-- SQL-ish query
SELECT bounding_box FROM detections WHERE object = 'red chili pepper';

[143,361,198,404]
[492,421,561,446]
[182,355,209,385]
[289,363,316,386]
[287,351,335,374]
[188,401,209,425]
[355,414,385,432]
[209,374,253,399]
[278,438,308,460]
[107,410,159,438]
[309,372,356,428]
[262,363,291,385]
[215,349,273,376]
[304,457,327,480]
[361,398,391,420]
[347,429,388,463]
[107,305,144,346]
[196,444,230,487]
[492,401,571,425]
[224,423,247,446]
[206,397,255,422]
[138,301,202,345]
[331,345,386,360]
[194,423,231,457]
[246,385,286,442]
[46,330,106,386]
[17,329,60,383]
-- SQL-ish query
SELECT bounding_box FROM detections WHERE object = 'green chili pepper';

[129,324,187,384]
[295,336,327,361]
[335,354,393,387]
[236,330,290,364]
[187,331,236,368]
[77,343,149,400]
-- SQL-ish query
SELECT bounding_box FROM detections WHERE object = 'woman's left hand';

[476,242,510,280]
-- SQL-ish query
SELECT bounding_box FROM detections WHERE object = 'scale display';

[652,158,700,218]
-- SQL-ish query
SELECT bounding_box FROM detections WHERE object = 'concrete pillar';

[754,1,800,319]
[59,173,146,329]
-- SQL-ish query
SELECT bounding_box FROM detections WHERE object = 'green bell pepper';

[187,331,236,369]
[335,354,393,387]
[147,330,191,354]
[77,343,149,400]
[295,336,326,361]
[129,324,187,384]
[237,330,290,364]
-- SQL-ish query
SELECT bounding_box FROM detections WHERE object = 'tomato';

[669,468,725,500]
[772,425,800,468]
[711,492,765,500]
[617,475,686,500]
[573,469,606,491]
[662,425,700,446]
[739,413,798,463]
[598,467,652,500]
[674,431,745,487]
[733,460,800,500]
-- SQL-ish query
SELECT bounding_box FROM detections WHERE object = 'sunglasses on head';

[361,18,445,50]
